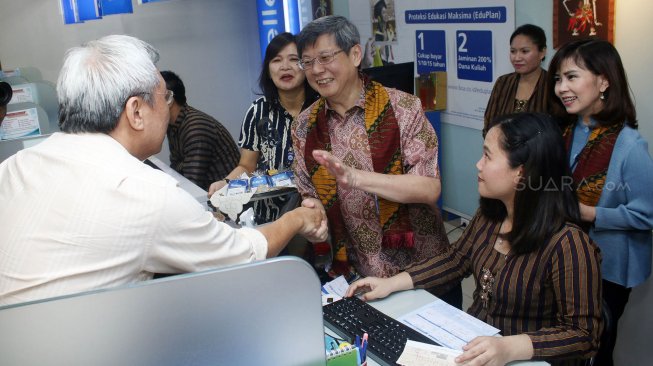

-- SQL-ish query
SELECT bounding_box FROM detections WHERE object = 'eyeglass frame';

[154,90,175,106]
[124,90,174,107]
[297,49,345,71]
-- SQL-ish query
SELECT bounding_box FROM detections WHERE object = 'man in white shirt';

[0,35,327,306]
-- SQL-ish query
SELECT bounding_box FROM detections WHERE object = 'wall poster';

[312,0,333,19]
[553,0,615,48]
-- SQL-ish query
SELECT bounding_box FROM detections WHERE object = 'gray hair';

[296,15,360,56]
[57,35,160,133]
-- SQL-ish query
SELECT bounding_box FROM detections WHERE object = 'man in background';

[0,35,327,306]
[161,70,239,191]
[0,81,11,126]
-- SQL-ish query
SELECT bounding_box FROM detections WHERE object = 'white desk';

[326,289,549,366]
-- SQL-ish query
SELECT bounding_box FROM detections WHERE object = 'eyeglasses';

[157,90,174,106]
[297,50,344,71]
[144,90,174,106]
[124,90,175,108]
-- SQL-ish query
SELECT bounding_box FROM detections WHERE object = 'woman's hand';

[455,334,533,366]
[208,180,228,197]
[579,203,597,222]
[345,272,414,301]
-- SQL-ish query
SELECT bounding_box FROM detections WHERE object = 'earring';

[600,92,605,100]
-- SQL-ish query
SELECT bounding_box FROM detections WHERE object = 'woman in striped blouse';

[347,113,602,366]
[483,24,549,137]
[208,32,317,223]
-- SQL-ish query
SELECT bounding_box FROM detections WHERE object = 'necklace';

[495,221,510,259]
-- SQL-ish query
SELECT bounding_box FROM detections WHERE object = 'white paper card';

[396,340,464,366]
[9,84,35,104]
[0,108,41,141]
[398,298,500,350]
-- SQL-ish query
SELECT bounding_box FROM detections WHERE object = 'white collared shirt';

[0,133,267,306]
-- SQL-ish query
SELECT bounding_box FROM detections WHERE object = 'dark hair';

[480,113,580,255]
[160,70,186,105]
[259,32,317,107]
[547,38,637,129]
[373,0,387,20]
[0,81,12,107]
[296,15,360,56]
[510,24,547,61]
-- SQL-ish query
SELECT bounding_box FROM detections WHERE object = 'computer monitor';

[362,62,415,95]
[0,257,326,366]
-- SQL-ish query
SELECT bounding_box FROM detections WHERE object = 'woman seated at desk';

[347,113,602,366]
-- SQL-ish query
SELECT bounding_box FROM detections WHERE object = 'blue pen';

[355,335,360,348]
[362,340,367,361]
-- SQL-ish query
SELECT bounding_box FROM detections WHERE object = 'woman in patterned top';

[347,113,602,366]
[208,32,317,223]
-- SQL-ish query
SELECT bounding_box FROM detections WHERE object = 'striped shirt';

[167,104,240,191]
[239,96,296,173]
[407,212,602,365]
[239,96,313,223]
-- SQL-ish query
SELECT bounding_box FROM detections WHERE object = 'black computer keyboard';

[323,296,439,366]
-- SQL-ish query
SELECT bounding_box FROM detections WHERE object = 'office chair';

[586,298,614,366]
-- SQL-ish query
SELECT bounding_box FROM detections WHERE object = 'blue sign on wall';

[101,0,133,15]
[456,30,493,82]
[415,30,446,75]
[76,0,102,21]
[61,0,80,24]
[406,7,507,24]
[256,0,286,59]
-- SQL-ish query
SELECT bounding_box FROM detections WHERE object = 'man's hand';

[312,149,359,190]
[290,204,328,243]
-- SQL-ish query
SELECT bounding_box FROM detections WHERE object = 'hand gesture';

[312,149,358,190]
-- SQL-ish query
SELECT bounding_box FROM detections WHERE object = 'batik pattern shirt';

[293,86,449,277]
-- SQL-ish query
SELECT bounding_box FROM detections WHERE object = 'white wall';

[0,0,262,140]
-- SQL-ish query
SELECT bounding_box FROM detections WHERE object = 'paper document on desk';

[396,340,464,366]
[398,298,500,350]
[321,275,348,305]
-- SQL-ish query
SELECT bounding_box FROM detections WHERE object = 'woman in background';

[483,24,548,136]
[548,38,653,366]
[208,32,317,224]
[347,113,602,366]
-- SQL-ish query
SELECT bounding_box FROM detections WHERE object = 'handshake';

[286,197,328,243]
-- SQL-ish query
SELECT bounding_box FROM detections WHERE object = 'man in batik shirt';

[292,16,459,306]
